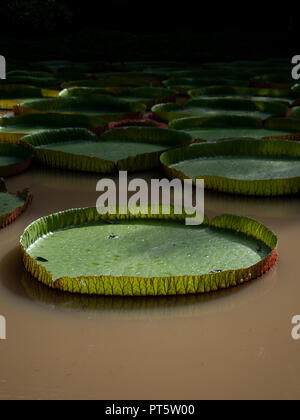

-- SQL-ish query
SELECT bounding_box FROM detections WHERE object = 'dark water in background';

[0,165,300,399]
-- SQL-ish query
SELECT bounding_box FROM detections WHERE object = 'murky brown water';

[1,164,300,400]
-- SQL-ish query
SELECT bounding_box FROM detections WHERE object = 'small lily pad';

[0,143,32,177]
[0,180,32,229]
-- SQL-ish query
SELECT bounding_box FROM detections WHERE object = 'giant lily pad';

[2,75,62,89]
[7,70,53,78]
[162,77,249,94]
[59,87,116,98]
[0,179,32,229]
[0,84,44,110]
[0,113,104,144]
[152,98,287,123]
[0,143,32,176]
[169,115,300,141]
[188,86,300,106]
[161,139,300,196]
[21,127,192,173]
[14,97,146,125]
[20,207,278,296]
[61,77,152,90]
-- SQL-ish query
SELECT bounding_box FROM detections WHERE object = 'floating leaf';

[169,115,300,142]
[160,138,300,196]
[20,207,278,296]
[152,98,287,123]
[21,126,192,173]
[0,143,32,177]
[0,181,32,229]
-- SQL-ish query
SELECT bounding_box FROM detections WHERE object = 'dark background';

[0,0,298,64]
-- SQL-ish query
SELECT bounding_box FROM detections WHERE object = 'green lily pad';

[188,86,299,106]
[0,143,32,176]
[0,179,32,228]
[0,84,44,110]
[152,98,287,123]
[169,115,300,141]
[162,77,249,94]
[0,113,104,144]
[0,192,25,214]
[61,77,152,89]
[161,139,300,196]
[2,76,62,89]
[15,97,146,125]
[21,127,192,173]
[59,87,116,98]
[20,207,278,296]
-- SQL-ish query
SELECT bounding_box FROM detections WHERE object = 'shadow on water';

[0,246,278,320]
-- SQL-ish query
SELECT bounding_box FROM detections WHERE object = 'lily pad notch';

[21,127,193,173]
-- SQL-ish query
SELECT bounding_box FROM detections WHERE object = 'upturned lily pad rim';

[0,143,33,177]
[0,84,44,99]
[169,115,300,142]
[263,118,300,141]
[59,87,117,98]
[152,98,287,122]
[0,112,104,129]
[14,96,146,115]
[20,206,278,296]
[0,113,106,144]
[160,139,300,196]
[188,86,300,100]
[61,78,152,89]
[185,97,287,115]
[108,119,168,130]
[169,115,263,130]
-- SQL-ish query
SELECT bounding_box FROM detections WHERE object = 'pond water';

[0,165,300,399]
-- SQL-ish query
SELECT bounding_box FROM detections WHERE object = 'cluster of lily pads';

[1,58,299,296]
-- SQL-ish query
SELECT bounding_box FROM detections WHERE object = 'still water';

[0,165,300,400]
